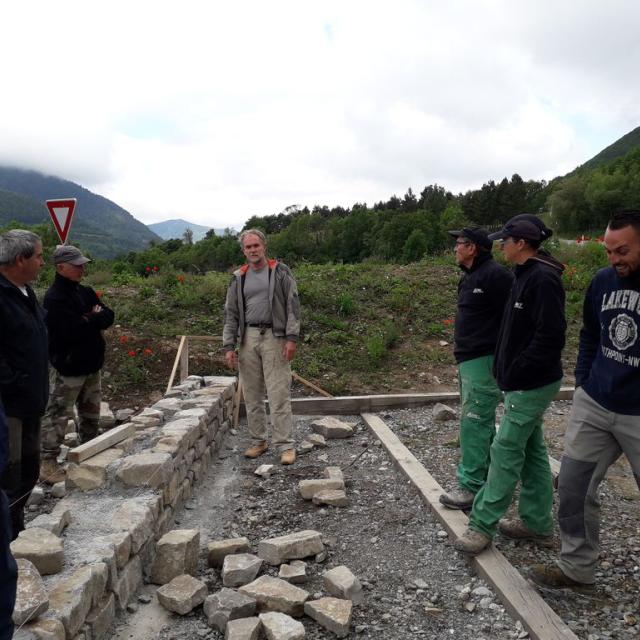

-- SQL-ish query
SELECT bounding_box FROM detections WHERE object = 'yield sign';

[46,198,77,244]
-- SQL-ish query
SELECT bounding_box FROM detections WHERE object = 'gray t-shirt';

[244,266,271,325]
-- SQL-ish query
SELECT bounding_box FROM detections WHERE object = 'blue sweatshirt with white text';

[576,266,640,415]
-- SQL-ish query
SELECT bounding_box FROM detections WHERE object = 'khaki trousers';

[239,328,294,451]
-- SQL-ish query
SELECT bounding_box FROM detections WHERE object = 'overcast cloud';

[1,0,639,229]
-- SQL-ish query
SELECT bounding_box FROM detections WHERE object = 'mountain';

[577,126,640,173]
[148,218,234,241]
[0,166,161,258]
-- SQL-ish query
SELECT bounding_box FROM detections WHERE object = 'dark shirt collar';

[460,251,492,274]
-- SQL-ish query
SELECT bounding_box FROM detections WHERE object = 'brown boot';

[244,441,268,459]
[498,518,553,547]
[280,449,296,465]
[39,458,66,485]
[528,564,595,593]
[453,528,492,555]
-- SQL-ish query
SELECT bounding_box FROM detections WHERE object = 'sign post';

[46,198,77,244]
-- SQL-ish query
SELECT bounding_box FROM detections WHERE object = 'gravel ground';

[112,414,526,640]
[386,401,640,640]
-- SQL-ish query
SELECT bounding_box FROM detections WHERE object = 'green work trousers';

[456,355,502,493]
[469,379,561,539]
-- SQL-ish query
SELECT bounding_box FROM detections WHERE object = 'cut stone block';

[26,509,71,536]
[10,528,64,575]
[151,529,200,585]
[259,611,305,640]
[238,576,309,617]
[222,553,263,588]
[304,597,352,637]
[323,566,363,604]
[23,618,65,639]
[51,481,66,498]
[207,537,251,568]
[225,616,261,640]
[93,531,131,569]
[13,559,48,625]
[255,464,274,478]
[298,479,344,500]
[323,467,343,482]
[258,530,324,566]
[113,555,142,610]
[116,452,173,488]
[66,463,106,491]
[156,574,208,615]
[307,433,326,447]
[312,489,348,507]
[310,417,354,439]
[432,402,456,421]
[48,564,106,638]
[85,593,115,640]
[110,499,155,553]
[278,560,307,584]
[27,486,44,506]
[152,397,184,417]
[203,588,257,632]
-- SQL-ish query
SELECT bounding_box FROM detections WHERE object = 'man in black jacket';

[0,401,17,640]
[40,245,115,483]
[0,229,48,539]
[530,209,640,590]
[440,227,513,509]
[454,214,566,555]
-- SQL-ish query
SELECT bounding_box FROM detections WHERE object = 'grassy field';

[42,240,607,409]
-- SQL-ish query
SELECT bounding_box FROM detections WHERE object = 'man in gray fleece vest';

[223,229,300,465]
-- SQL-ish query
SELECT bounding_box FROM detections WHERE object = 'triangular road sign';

[46,198,77,244]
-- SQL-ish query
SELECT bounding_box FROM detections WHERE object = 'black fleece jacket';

[0,275,49,417]
[454,253,514,364]
[44,274,115,376]
[493,252,566,391]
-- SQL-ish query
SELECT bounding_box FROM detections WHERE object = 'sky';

[1,0,640,230]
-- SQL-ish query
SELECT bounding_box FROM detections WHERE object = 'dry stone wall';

[16,375,236,640]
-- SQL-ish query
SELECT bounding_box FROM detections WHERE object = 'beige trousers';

[239,328,294,451]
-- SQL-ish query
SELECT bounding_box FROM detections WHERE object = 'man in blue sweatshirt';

[530,209,640,590]
[0,401,18,640]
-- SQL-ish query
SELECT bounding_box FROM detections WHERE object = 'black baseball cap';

[488,214,553,243]
[448,227,493,251]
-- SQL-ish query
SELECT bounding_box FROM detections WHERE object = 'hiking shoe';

[244,441,269,459]
[528,564,595,593]
[280,449,296,465]
[453,528,492,556]
[439,488,475,510]
[498,518,553,547]
[39,458,66,485]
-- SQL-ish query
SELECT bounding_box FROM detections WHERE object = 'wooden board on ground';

[361,412,578,640]
[283,387,574,415]
[68,423,136,464]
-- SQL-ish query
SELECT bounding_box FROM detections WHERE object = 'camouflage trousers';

[41,370,102,458]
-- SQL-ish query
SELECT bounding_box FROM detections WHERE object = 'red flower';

[177,275,185,283]
[119,335,128,344]
[442,318,454,326]
[153,266,159,271]
[143,348,153,355]
[128,350,137,357]
[145,266,151,272]
[96,290,103,298]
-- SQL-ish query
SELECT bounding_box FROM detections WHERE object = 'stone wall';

[16,375,237,640]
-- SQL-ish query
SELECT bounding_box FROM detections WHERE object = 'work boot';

[244,441,268,459]
[39,458,66,485]
[439,487,475,510]
[498,518,553,547]
[528,564,595,593]
[453,528,492,555]
[280,449,296,465]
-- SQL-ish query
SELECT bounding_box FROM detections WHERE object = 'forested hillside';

[0,166,160,257]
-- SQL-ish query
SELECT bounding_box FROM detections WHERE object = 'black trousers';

[0,416,41,540]
[0,490,17,640]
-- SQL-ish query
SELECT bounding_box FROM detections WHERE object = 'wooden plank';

[361,413,578,640]
[292,371,333,398]
[179,336,189,383]
[286,387,575,415]
[175,335,222,341]
[166,335,187,393]
[68,423,136,464]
